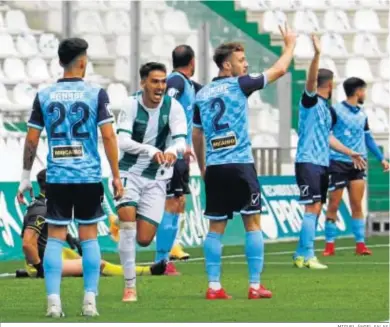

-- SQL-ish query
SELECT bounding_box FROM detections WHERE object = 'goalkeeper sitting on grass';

[18,169,166,278]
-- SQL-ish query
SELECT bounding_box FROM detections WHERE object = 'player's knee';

[136,235,153,247]
[305,202,322,215]
[165,197,181,214]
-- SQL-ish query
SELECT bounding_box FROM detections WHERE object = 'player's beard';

[358,97,364,105]
[328,89,332,100]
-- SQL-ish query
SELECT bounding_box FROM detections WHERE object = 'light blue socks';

[43,237,64,296]
[245,230,264,285]
[155,211,180,262]
[325,219,337,243]
[81,239,101,295]
[295,212,317,260]
[204,232,222,283]
[352,218,365,243]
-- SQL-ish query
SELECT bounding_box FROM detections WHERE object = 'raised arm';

[263,23,297,84]
[305,35,321,94]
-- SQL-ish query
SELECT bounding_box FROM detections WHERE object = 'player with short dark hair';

[193,24,297,300]
[20,169,166,279]
[153,44,201,275]
[293,36,366,270]
[115,61,187,302]
[17,37,123,317]
[323,77,389,256]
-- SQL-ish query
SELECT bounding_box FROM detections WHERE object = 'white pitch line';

[142,243,389,265]
[198,261,389,266]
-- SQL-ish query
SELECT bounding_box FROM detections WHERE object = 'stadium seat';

[141,9,161,36]
[378,58,390,80]
[39,33,59,58]
[49,58,62,79]
[268,0,300,11]
[387,34,390,53]
[73,0,107,10]
[114,58,130,83]
[324,10,352,33]
[105,10,130,35]
[374,107,389,131]
[162,10,192,35]
[27,58,50,84]
[248,90,263,109]
[293,10,320,33]
[5,10,32,33]
[75,11,105,34]
[354,9,382,32]
[299,0,330,9]
[42,0,61,10]
[353,33,382,57]
[371,82,389,107]
[16,34,38,58]
[107,83,128,109]
[319,57,339,79]
[82,35,110,59]
[336,83,346,103]
[345,58,373,82]
[262,10,287,34]
[12,83,36,107]
[115,35,131,57]
[3,58,26,83]
[150,35,176,58]
[0,34,19,58]
[294,34,314,58]
[0,12,6,30]
[141,0,168,11]
[321,32,349,58]
[107,0,131,11]
[239,0,269,10]
[0,83,13,110]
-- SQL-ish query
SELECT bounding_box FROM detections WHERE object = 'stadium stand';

[0,0,388,210]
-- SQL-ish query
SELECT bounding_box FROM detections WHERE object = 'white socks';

[118,224,137,289]
[209,282,221,290]
[250,283,260,290]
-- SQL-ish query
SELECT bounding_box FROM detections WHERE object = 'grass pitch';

[0,236,388,323]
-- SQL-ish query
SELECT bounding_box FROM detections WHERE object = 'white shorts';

[115,172,167,226]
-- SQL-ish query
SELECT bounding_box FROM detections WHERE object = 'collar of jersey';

[172,70,190,81]
[342,100,360,113]
[137,92,163,111]
[57,77,83,83]
[212,76,232,82]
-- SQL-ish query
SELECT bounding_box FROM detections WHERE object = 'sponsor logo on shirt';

[52,145,84,159]
[210,133,237,150]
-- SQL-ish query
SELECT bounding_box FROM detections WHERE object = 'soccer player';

[16,38,123,317]
[193,24,298,300]
[154,45,202,274]
[293,36,366,270]
[19,169,166,279]
[115,62,187,302]
[323,77,389,256]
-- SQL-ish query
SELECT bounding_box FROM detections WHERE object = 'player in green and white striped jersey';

[114,62,187,302]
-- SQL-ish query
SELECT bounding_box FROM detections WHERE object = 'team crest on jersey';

[210,133,237,150]
[167,88,179,97]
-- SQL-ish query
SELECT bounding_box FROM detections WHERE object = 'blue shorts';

[295,163,329,204]
[328,160,366,191]
[46,183,105,225]
[204,163,261,220]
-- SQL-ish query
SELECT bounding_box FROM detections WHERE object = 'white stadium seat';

[387,34,390,53]
[353,33,382,57]
[0,34,19,58]
[293,10,320,33]
[0,83,13,109]
[294,34,314,59]
[371,83,389,107]
[105,11,130,35]
[354,9,382,32]
[248,91,263,109]
[107,83,128,109]
[319,57,339,79]
[82,35,109,58]
[27,58,50,83]
[336,83,346,103]
[324,10,352,33]
[73,0,107,10]
[12,83,36,107]
[16,34,38,58]
[268,0,300,11]
[5,10,31,33]
[321,32,349,58]
[262,10,287,34]
[106,0,131,11]
[39,33,59,58]
[0,12,5,30]
[115,35,131,57]
[141,10,161,36]
[162,10,191,35]
[374,107,389,131]
[239,0,269,10]
[345,58,373,82]
[114,58,130,83]
[378,58,390,80]
[3,58,26,83]
[299,0,330,9]
[75,11,105,34]
[49,58,62,79]
[150,35,176,58]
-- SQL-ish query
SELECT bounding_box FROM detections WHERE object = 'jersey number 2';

[48,102,90,139]
[211,98,229,132]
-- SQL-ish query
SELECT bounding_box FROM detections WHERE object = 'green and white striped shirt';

[116,92,187,180]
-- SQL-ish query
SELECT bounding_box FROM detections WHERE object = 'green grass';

[0,237,388,323]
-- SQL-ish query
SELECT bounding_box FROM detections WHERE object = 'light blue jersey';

[166,72,196,146]
[330,101,368,163]
[295,90,336,167]
[194,74,267,166]
[27,78,114,184]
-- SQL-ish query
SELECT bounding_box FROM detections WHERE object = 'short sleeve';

[193,104,202,128]
[330,106,337,129]
[27,94,44,130]
[169,98,187,139]
[116,97,135,135]
[166,75,185,99]
[24,213,45,235]
[97,89,114,126]
[301,89,318,109]
[238,73,267,97]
